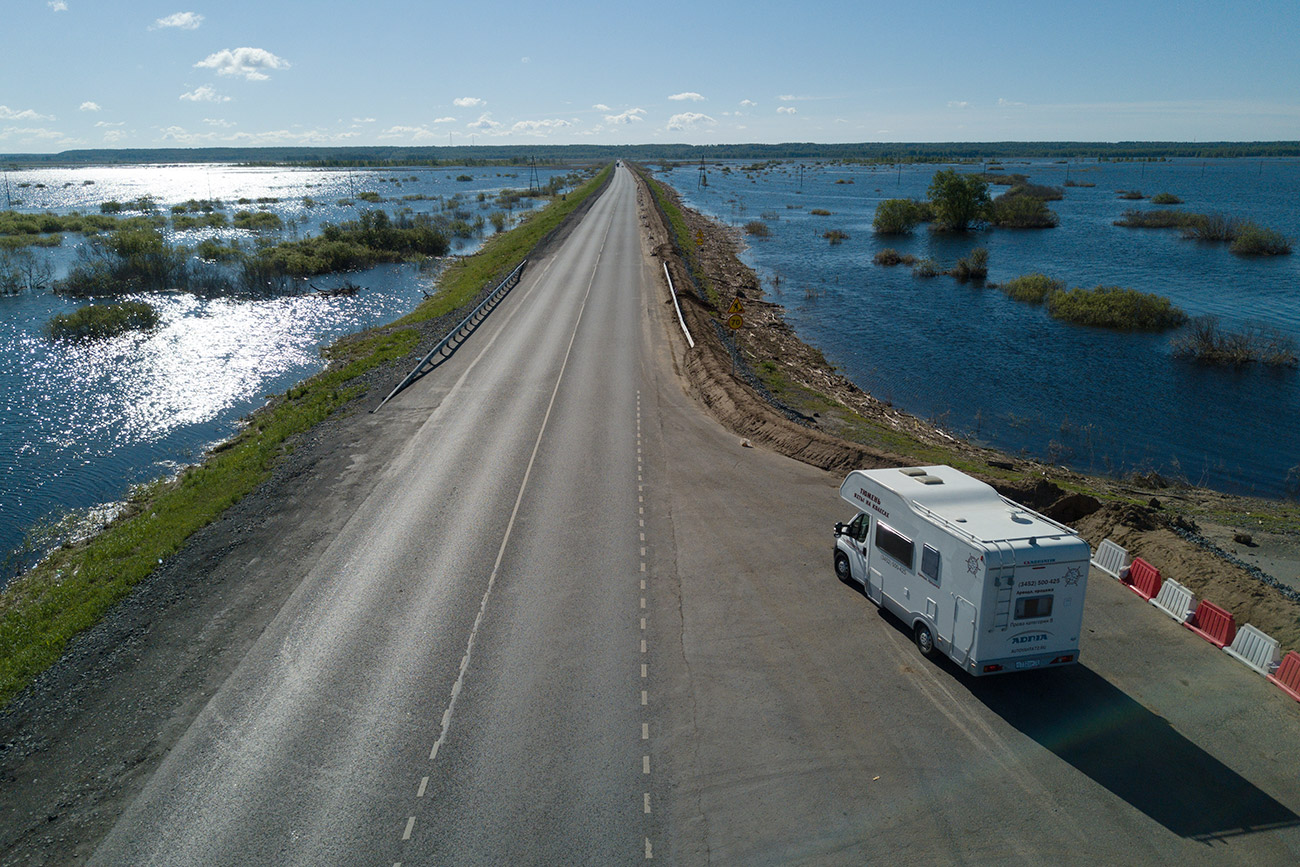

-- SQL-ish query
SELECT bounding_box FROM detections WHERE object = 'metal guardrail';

[372,259,528,412]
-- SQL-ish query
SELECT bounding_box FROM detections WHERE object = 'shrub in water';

[950,248,989,282]
[744,220,771,237]
[988,195,1059,228]
[1150,192,1183,204]
[47,301,159,340]
[1046,285,1186,331]
[1000,273,1063,304]
[872,198,926,234]
[873,248,916,267]
[824,230,849,245]
[1229,223,1292,256]
[912,258,942,278]
[1171,315,1298,366]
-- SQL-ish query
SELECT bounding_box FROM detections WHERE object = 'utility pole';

[528,156,540,194]
[698,157,707,189]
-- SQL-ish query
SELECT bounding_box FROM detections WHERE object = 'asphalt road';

[84,165,1300,865]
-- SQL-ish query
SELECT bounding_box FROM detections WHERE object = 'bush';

[912,258,942,278]
[873,248,916,267]
[824,230,849,245]
[1151,192,1183,205]
[233,210,284,232]
[988,195,1059,228]
[1114,209,1200,229]
[1171,315,1298,366]
[950,247,988,282]
[1182,212,1238,242]
[1229,223,1292,256]
[57,226,190,296]
[1045,285,1187,331]
[1005,182,1063,201]
[1118,190,1145,200]
[1000,273,1063,304]
[872,198,926,234]
[744,221,771,237]
[809,208,832,216]
[46,301,159,340]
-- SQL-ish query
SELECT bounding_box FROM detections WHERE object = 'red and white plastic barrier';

[1123,557,1164,602]
[1269,652,1300,703]
[1225,624,1282,676]
[1091,539,1130,579]
[1183,600,1238,649]
[1149,578,1195,622]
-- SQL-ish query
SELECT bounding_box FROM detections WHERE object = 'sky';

[3,0,1299,153]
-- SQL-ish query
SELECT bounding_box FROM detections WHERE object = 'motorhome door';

[952,595,977,664]
[844,512,871,587]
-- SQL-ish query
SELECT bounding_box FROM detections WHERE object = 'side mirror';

[833,522,845,536]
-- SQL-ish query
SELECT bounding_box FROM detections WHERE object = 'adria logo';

[1011,633,1049,645]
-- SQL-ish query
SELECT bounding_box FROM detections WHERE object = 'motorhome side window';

[874,522,914,570]
[847,513,869,543]
[920,544,940,584]
[1015,594,1054,620]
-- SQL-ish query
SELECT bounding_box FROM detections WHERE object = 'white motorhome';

[833,465,1090,676]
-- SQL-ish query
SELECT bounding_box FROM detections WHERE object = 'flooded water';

[0,163,581,573]
[659,158,1300,499]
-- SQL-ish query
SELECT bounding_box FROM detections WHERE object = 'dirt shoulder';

[631,166,1300,655]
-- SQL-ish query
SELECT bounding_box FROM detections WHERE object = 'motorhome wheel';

[914,622,937,659]
[834,552,852,583]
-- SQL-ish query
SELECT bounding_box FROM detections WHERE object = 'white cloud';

[520,56,530,64]
[453,96,483,108]
[0,126,69,142]
[740,99,757,107]
[180,85,230,103]
[79,101,101,112]
[48,1,67,12]
[352,117,376,124]
[669,92,705,102]
[997,97,1027,108]
[102,129,127,142]
[380,125,440,142]
[94,120,124,127]
[512,118,573,135]
[0,106,54,121]
[948,100,970,109]
[592,103,611,111]
[152,11,203,30]
[777,106,797,115]
[666,112,715,131]
[605,107,646,125]
[778,94,798,101]
[467,113,501,132]
[195,47,290,81]
[203,118,237,128]
[432,116,456,124]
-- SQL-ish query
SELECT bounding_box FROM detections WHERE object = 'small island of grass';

[46,301,159,341]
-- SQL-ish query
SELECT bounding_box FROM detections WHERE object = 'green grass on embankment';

[0,164,612,708]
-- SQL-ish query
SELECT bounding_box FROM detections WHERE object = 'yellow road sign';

[726,313,744,330]
[727,298,744,315]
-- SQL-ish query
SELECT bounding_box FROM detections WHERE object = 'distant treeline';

[5,141,1300,167]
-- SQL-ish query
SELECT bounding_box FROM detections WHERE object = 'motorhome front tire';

[834,551,852,583]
